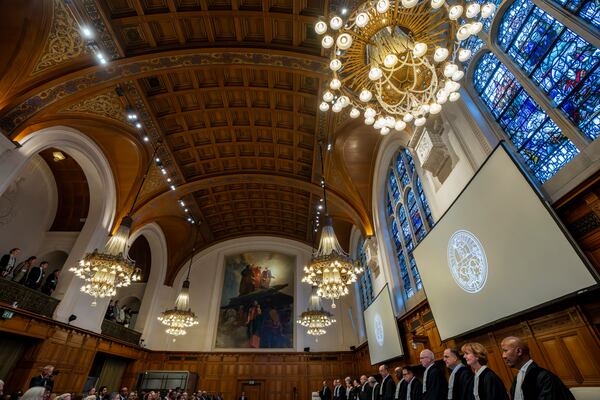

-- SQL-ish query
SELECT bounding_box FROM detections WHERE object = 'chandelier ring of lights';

[316,0,496,135]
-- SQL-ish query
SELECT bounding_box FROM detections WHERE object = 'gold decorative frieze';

[59,89,126,124]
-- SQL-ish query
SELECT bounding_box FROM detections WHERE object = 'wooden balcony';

[0,278,59,318]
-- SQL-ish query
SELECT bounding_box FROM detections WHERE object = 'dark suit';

[404,378,423,400]
[396,380,407,400]
[471,368,508,400]
[359,382,372,400]
[0,254,15,275]
[320,386,332,400]
[25,266,44,289]
[449,365,473,400]
[380,375,396,400]
[238,396,248,400]
[371,383,380,400]
[509,362,575,400]
[29,374,54,390]
[423,364,447,400]
[334,385,347,400]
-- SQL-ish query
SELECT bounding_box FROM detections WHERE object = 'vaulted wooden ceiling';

[0,0,377,283]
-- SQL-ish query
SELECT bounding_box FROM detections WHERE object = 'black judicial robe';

[450,366,473,400]
[423,365,447,400]
[371,383,380,400]
[381,376,397,400]
[320,386,332,400]
[396,380,408,400]
[334,385,347,400]
[402,379,423,400]
[471,368,509,400]
[359,383,372,400]
[509,362,575,400]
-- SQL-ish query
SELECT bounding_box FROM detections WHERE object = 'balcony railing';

[0,278,60,318]
[101,318,142,346]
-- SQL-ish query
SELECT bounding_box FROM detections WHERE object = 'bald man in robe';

[420,349,447,400]
[501,336,575,400]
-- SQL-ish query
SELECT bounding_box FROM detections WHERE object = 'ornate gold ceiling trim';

[31,0,91,76]
[1,48,327,136]
[58,88,126,124]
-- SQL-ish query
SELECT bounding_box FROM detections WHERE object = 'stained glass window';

[357,240,374,310]
[473,52,580,182]
[386,148,434,300]
[551,0,600,28]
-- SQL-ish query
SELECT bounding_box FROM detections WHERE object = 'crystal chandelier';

[70,217,141,306]
[297,286,336,337]
[158,231,199,336]
[315,0,496,134]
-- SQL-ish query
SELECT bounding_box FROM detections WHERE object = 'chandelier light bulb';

[419,104,430,115]
[469,22,483,35]
[431,0,445,9]
[385,116,396,128]
[322,35,334,48]
[368,66,383,81]
[458,48,472,62]
[412,42,428,58]
[338,95,350,107]
[401,0,419,8]
[336,33,353,50]
[374,116,386,129]
[448,5,463,20]
[433,47,449,62]
[449,92,461,102]
[350,108,360,118]
[380,126,391,135]
[323,91,334,102]
[481,3,496,18]
[457,24,472,41]
[466,3,481,18]
[403,113,414,123]
[429,103,442,114]
[315,21,328,35]
[364,107,376,118]
[376,0,390,13]
[383,54,398,68]
[437,95,448,104]
[330,78,341,90]
[452,70,465,81]
[330,16,343,30]
[330,59,342,71]
[437,87,449,98]
[414,117,427,127]
[319,102,330,112]
[445,80,461,92]
[444,63,459,78]
[394,120,407,131]
[364,117,375,125]
[359,89,373,102]
[332,103,343,113]
[356,12,370,27]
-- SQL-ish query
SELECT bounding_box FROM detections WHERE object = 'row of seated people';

[319,337,574,400]
[0,248,59,295]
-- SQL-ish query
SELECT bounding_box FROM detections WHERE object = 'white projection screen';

[364,285,404,364]
[413,144,598,340]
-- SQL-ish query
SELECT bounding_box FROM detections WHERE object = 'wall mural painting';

[215,251,295,349]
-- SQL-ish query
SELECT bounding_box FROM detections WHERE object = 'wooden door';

[239,381,262,400]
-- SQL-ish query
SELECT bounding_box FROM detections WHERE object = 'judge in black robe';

[369,378,380,400]
[334,380,347,400]
[420,350,447,400]
[500,336,574,400]
[359,376,372,400]
[378,365,396,400]
[462,342,508,400]
[399,366,422,400]
[444,348,473,400]
[320,382,332,400]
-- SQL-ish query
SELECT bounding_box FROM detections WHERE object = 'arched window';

[469,0,598,183]
[386,148,432,300]
[356,239,374,310]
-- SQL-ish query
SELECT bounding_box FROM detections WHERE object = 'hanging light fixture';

[158,230,199,336]
[297,286,336,338]
[314,0,496,134]
[301,144,363,307]
[70,145,161,306]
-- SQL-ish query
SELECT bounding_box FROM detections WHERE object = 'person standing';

[420,349,447,400]
[358,375,371,400]
[13,256,36,284]
[368,377,379,400]
[378,365,396,400]
[238,392,247,400]
[41,269,60,296]
[500,336,575,400]
[462,343,508,400]
[394,367,406,400]
[400,366,422,400]
[334,379,346,400]
[320,381,332,400]
[0,247,20,278]
[25,261,48,289]
[29,365,55,391]
[443,347,472,400]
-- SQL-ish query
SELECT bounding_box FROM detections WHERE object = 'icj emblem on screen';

[447,230,488,293]
[374,313,384,346]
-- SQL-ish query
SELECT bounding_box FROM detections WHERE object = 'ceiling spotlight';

[167,178,172,182]
[341,8,348,15]
[161,168,167,175]
[135,122,142,129]
[179,200,185,206]
[170,185,176,191]
[155,157,160,163]
[81,26,93,39]
[184,208,189,212]
[143,136,149,142]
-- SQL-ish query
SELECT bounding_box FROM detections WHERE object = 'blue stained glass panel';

[481,63,522,117]
[397,253,413,297]
[389,170,401,203]
[396,156,409,188]
[551,0,600,28]
[409,255,422,291]
[561,66,600,140]
[399,207,413,251]
[474,52,500,93]
[386,196,394,218]
[463,36,485,69]
[498,0,535,50]
[498,90,547,147]
[416,179,434,228]
[391,219,402,250]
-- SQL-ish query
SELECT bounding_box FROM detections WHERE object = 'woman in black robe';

[461,342,508,400]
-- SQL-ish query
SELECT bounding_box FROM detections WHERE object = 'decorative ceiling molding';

[31,0,91,75]
[138,163,168,201]
[58,88,126,123]
[1,50,327,135]
[79,0,121,59]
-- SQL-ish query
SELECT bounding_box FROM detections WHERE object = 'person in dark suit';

[41,269,60,296]
[462,343,508,400]
[368,377,379,400]
[400,366,422,400]
[25,261,48,289]
[238,391,247,400]
[29,365,55,391]
[444,347,473,400]
[394,367,406,400]
[378,365,396,400]
[420,349,447,400]
[334,379,347,400]
[320,381,332,400]
[358,375,371,400]
[0,247,20,277]
[500,336,575,400]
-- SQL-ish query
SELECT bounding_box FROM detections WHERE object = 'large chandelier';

[302,216,364,307]
[70,216,141,306]
[297,286,336,338]
[315,0,496,134]
[158,232,199,336]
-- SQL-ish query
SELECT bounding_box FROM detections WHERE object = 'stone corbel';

[363,236,380,278]
[409,116,451,180]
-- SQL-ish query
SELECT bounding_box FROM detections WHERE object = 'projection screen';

[413,144,598,340]
[363,285,404,364]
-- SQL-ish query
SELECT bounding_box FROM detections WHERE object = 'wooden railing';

[101,318,142,346]
[0,278,59,318]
